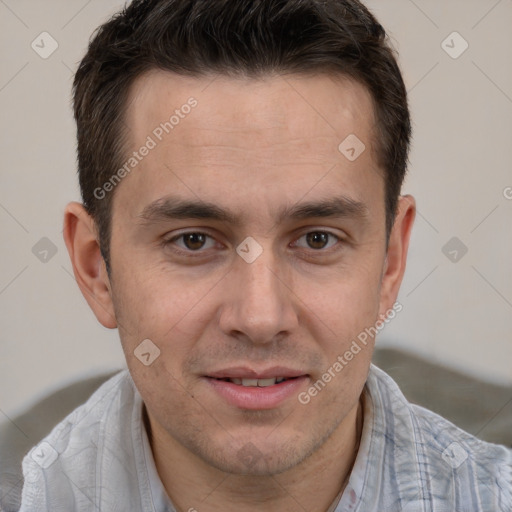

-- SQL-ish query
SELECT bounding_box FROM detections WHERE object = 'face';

[85,71,411,476]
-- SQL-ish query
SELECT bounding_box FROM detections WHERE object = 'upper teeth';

[229,377,287,387]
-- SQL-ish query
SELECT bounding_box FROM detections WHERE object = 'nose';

[218,244,299,345]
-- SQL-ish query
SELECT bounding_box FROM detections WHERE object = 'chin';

[195,431,317,476]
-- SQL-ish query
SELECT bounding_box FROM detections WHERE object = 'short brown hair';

[73,0,411,275]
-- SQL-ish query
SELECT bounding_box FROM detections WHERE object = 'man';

[16,0,512,510]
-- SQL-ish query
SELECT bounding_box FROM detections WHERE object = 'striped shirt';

[335,365,512,511]
[17,366,512,511]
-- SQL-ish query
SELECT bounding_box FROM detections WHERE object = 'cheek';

[110,259,223,385]
[111,258,206,334]
[298,260,382,342]
[298,273,380,410]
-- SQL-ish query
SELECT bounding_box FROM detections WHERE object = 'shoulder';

[19,370,136,510]
[30,369,133,448]
[366,364,512,510]
[410,400,512,509]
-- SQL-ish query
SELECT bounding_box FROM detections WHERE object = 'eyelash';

[162,230,344,258]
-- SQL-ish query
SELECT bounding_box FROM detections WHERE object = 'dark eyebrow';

[138,195,369,226]
[279,196,368,223]
[139,196,241,226]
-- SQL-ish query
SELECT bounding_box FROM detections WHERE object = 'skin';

[63,71,415,512]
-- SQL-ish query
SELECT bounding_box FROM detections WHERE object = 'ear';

[378,195,416,317]
[63,202,117,329]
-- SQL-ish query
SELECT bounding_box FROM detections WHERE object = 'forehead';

[116,70,382,224]
[125,69,376,149]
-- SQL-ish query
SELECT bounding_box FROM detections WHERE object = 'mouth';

[210,376,299,387]
[204,368,309,410]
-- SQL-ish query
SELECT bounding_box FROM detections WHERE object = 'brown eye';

[294,231,340,251]
[306,232,330,249]
[182,233,207,250]
[166,232,217,253]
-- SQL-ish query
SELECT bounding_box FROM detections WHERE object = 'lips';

[206,367,306,380]
[213,376,294,387]
[216,377,288,388]
[204,367,309,409]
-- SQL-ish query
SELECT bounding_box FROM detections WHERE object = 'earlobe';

[378,195,416,317]
[63,202,117,329]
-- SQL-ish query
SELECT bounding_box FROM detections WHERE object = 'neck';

[145,394,364,512]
